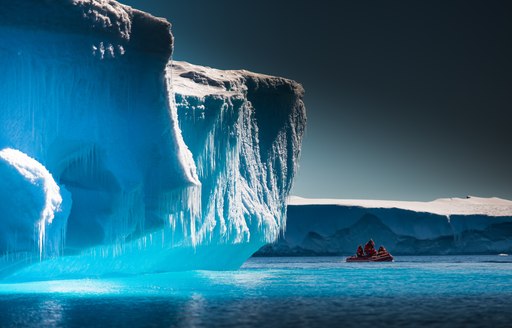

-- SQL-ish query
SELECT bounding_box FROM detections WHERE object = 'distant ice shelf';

[255,196,512,256]
[0,0,306,281]
[288,196,512,217]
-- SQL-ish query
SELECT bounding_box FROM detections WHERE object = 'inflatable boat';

[346,252,394,262]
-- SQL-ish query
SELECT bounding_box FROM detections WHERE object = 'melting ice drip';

[0,0,306,279]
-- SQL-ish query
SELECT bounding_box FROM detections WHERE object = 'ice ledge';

[171,61,304,99]
[288,195,512,217]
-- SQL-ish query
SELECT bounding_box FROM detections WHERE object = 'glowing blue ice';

[0,0,306,281]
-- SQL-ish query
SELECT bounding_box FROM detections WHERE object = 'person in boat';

[356,245,364,257]
[377,246,388,255]
[364,239,377,256]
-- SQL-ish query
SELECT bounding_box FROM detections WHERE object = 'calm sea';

[0,255,511,327]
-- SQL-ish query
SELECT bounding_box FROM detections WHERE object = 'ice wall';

[0,0,196,252]
[0,1,306,280]
[256,197,512,256]
[172,61,306,246]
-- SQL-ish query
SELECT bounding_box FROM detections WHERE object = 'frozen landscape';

[1,1,511,328]
[256,196,512,256]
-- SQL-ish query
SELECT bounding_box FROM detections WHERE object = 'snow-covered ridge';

[288,196,512,217]
[172,61,304,98]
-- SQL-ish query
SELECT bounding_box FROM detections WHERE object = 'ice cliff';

[255,196,512,256]
[172,61,305,246]
[0,1,306,280]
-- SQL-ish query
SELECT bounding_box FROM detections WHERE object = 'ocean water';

[0,255,511,327]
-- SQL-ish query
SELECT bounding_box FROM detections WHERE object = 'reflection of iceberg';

[0,1,306,281]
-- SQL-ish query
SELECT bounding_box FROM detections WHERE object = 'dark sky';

[121,0,512,201]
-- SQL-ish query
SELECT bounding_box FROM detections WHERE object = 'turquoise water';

[0,256,511,327]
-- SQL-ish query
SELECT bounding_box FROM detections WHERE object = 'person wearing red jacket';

[364,239,377,256]
[356,245,364,257]
[378,246,388,255]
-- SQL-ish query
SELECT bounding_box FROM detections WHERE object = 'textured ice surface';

[255,197,512,256]
[172,61,306,246]
[0,1,305,280]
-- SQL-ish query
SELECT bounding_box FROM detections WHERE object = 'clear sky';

[120,0,512,201]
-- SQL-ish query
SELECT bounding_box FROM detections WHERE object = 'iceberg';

[0,1,306,281]
[255,196,512,256]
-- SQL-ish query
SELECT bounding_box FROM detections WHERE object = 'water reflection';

[180,293,206,327]
[39,300,64,327]
[0,256,510,327]
[0,279,120,296]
